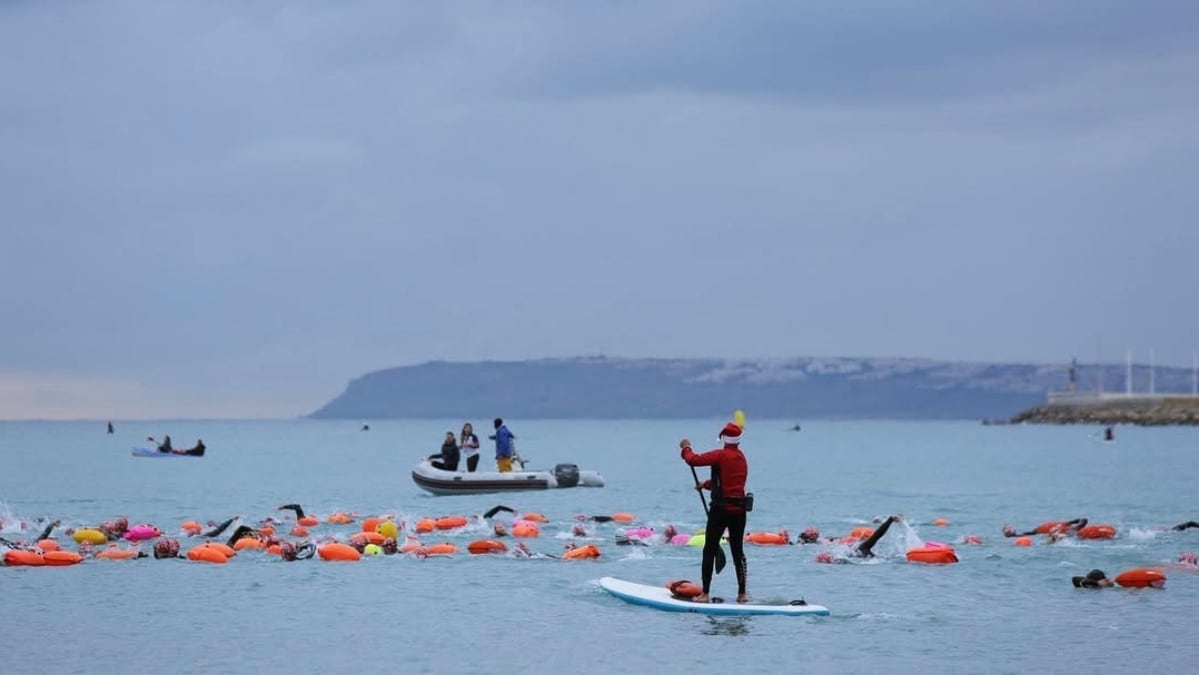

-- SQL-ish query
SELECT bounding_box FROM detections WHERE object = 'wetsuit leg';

[278,504,306,519]
[201,518,236,538]
[1174,521,1199,531]
[856,516,896,557]
[725,511,748,595]
[701,509,730,594]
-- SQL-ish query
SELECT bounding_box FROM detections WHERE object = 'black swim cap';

[1087,569,1107,581]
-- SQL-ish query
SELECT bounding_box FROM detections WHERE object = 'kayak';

[411,459,603,496]
[598,577,829,617]
[131,447,203,458]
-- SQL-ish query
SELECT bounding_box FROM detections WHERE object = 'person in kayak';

[680,422,751,604]
[490,418,517,472]
[155,435,173,453]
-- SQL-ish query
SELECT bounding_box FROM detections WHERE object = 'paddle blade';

[715,545,728,574]
[734,410,745,428]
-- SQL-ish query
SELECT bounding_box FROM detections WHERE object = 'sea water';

[1,419,1197,674]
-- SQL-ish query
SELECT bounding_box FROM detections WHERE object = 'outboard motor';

[554,463,580,488]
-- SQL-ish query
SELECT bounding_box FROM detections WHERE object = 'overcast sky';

[1,1,1197,419]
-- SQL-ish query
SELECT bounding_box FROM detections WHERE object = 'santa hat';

[719,422,742,445]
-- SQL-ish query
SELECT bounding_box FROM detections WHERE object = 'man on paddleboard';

[680,422,751,603]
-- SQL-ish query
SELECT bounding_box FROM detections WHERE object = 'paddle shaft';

[689,464,728,574]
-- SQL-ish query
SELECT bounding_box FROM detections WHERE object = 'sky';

[1,1,1197,419]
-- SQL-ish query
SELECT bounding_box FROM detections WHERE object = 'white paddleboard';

[598,577,829,617]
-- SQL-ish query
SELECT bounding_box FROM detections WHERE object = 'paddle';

[690,464,728,574]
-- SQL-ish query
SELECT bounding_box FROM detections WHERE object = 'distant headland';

[307,356,1198,422]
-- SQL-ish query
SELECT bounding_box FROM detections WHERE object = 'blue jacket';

[492,425,515,458]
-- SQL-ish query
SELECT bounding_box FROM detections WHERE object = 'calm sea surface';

[2,419,1198,674]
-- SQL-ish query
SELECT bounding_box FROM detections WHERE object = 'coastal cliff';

[309,356,1196,420]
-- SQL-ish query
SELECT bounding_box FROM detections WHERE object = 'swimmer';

[1071,569,1114,588]
[197,517,238,538]
[614,531,648,547]
[1172,521,1199,531]
[1003,518,1087,537]
[154,538,181,559]
[225,525,272,549]
[278,541,316,561]
[813,515,903,563]
[35,519,61,542]
[277,504,308,520]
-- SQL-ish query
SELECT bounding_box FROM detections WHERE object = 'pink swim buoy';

[124,524,161,542]
[625,527,654,539]
[670,534,692,546]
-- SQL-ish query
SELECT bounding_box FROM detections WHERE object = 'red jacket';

[681,444,748,514]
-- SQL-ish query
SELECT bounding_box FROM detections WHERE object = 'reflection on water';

[702,616,751,636]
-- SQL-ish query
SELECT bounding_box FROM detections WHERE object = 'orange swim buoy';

[258,525,275,537]
[181,520,203,535]
[326,513,353,525]
[933,518,950,527]
[562,544,600,560]
[666,579,702,598]
[612,513,635,523]
[1076,524,1117,540]
[849,527,875,539]
[43,550,83,566]
[415,518,436,534]
[297,516,319,527]
[905,545,959,564]
[1035,521,1069,535]
[522,513,549,523]
[1014,537,1033,547]
[201,542,236,558]
[745,532,788,545]
[467,539,508,555]
[187,545,228,564]
[435,516,468,530]
[422,543,458,556]
[361,517,380,534]
[266,544,282,555]
[233,538,265,551]
[4,550,45,567]
[400,540,423,554]
[36,539,61,552]
[512,523,539,538]
[1114,568,1167,588]
[350,531,386,546]
[95,545,140,560]
[317,543,361,561]
[290,525,309,537]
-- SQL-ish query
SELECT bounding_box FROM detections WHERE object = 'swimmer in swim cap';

[381,537,398,555]
[798,527,822,544]
[1071,569,1114,588]
[154,537,181,559]
[1003,518,1087,538]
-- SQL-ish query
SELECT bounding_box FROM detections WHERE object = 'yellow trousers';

[496,457,515,473]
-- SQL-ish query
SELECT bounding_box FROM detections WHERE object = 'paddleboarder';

[680,421,751,603]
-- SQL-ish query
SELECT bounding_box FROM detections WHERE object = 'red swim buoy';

[422,543,458,556]
[349,531,386,546]
[562,544,600,560]
[1114,568,1166,589]
[745,532,788,545]
[4,550,45,567]
[905,545,959,564]
[435,516,468,530]
[1014,536,1033,547]
[849,527,875,540]
[202,542,236,558]
[43,550,83,566]
[317,543,361,561]
[1035,521,1069,535]
[612,513,635,523]
[666,580,702,598]
[1076,524,1117,540]
[467,539,508,555]
[35,539,61,552]
[187,545,228,564]
[297,516,319,527]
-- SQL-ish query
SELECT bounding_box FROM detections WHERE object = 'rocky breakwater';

[1010,396,1199,426]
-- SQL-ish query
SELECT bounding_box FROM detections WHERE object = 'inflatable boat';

[411,459,604,496]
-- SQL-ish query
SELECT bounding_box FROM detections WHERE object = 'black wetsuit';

[226,525,261,548]
[278,504,307,519]
[703,466,748,597]
[853,516,897,558]
[1174,521,1199,531]
[36,520,60,541]
[200,518,237,538]
[432,440,460,472]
